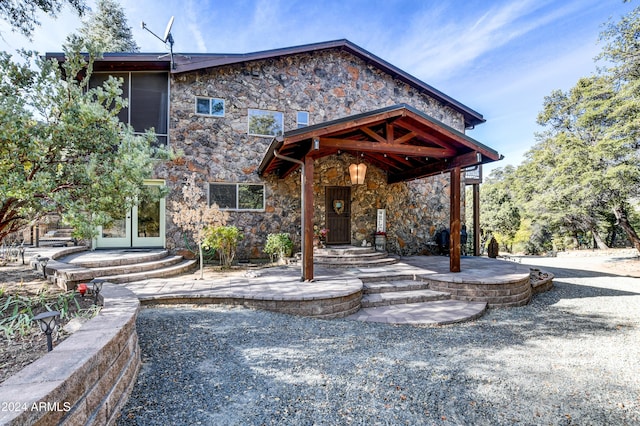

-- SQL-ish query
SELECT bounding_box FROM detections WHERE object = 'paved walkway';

[34,246,535,324]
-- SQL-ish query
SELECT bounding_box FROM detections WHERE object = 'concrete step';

[316,246,377,256]
[347,300,488,326]
[314,256,399,268]
[88,255,185,277]
[314,250,389,263]
[363,279,430,294]
[64,249,170,268]
[99,259,198,284]
[361,289,450,308]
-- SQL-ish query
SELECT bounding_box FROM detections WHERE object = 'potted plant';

[313,226,329,248]
[264,233,293,263]
[374,230,387,252]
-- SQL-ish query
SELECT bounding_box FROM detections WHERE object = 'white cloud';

[386,0,583,82]
[185,0,207,52]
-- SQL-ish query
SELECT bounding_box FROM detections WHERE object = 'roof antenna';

[141,16,175,69]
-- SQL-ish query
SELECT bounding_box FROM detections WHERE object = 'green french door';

[95,180,166,248]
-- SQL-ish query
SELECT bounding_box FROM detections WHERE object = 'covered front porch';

[258,104,502,281]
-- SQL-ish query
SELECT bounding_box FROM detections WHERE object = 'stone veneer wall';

[158,49,468,258]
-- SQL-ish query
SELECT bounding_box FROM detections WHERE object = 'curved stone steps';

[88,255,185,277]
[347,299,488,326]
[62,249,171,268]
[361,289,450,308]
[100,259,198,284]
[314,246,398,268]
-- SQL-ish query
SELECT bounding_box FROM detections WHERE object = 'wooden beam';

[449,167,461,272]
[303,155,315,281]
[361,127,387,144]
[319,137,456,157]
[388,150,481,183]
[283,110,403,145]
[386,122,394,144]
[394,131,417,145]
[473,183,481,256]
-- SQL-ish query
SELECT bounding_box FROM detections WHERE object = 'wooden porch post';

[473,183,481,256]
[449,167,461,272]
[303,155,315,281]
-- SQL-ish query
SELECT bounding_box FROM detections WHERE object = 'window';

[196,97,225,116]
[209,183,265,211]
[248,109,283,137]
[90,72,169,146]
[297,111,309,128]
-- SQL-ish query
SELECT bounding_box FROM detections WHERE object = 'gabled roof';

[47,39,485,128]
[258,104,501,184]
[171,39,485,128]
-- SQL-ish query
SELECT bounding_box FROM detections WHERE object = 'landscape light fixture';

[90,278,105,306]
[37,257,50,279]
[33,311,60,352]
[18,244,25,265]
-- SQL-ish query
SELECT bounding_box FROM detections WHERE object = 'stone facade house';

[49,39,501,278]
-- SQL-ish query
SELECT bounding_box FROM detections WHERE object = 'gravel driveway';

[118,256,640,425]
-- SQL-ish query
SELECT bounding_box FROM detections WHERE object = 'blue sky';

[0,0,635,174]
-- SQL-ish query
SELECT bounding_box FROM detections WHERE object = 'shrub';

[264,233,293,263]
[203,225,243,268]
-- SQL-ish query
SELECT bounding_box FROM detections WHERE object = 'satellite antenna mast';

[141,16,175,69]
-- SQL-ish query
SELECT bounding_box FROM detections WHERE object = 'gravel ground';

[118,257,640,425]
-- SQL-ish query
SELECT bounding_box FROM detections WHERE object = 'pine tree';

[76,0,139,52]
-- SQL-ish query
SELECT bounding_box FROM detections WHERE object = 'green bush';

[202,225,243,268]
[264,233,293,262]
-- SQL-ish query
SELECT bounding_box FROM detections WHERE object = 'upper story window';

[209,183,265,211]
[248,109,283,137]
[297,111,309,128]
[196,97,225,117]
[89,72,169,147]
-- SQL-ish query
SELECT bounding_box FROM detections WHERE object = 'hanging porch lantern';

[349,163,367,185]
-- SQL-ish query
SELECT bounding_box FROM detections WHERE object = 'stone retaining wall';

[0,284,140,425]
[140,290,363,320]
[421,276,533,308]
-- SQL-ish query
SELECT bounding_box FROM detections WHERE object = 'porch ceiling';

[258,104,502,184]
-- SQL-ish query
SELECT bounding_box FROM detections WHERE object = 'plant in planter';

[313,226,329,248]
[264,233,293,263]
[374,230,387,252]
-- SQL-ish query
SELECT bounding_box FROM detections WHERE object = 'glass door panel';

[96,211,132,248]
[132,183,165,247]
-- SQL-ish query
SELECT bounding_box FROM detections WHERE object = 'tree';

[479,166,521,253]
[0,0,86,38]
[75,0,139,52]
[500,6,640,255]
[0,38,169,244]
[168,173,228,278]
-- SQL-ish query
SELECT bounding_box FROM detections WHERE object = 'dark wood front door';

[325,186,351,245]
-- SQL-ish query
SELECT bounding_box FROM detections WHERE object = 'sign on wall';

[376,209,386,233]
[464,165,483,185]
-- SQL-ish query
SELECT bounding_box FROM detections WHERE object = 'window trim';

[195,96,225,117]
[208,182,266,211]
[91,70,170,146]
[297,111,309,128]
[247,108,284,137]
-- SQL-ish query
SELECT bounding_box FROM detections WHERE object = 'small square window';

[297,111,309,128]
[209,183,265,211]
[196,97,225,117]
[248,109,283,137]
[209,183,236,209]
